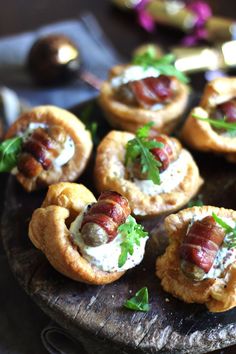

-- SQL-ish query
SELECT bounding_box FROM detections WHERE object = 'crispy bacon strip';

[180,216,225,278]
[80,191,131,245]
[151,135,174,172]
[115,75,175,108]
[131,75,173,107]
[17,126,67,178]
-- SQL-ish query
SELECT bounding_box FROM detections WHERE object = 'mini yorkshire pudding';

[4,105,93,192]
[156,206,236,312]
[94,129,203,218]
[99,64,189,134]
[181,78,236,161]
[29,182,149,285]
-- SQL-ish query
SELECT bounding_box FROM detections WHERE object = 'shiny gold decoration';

[112,0,141,10]
[173,41,236,73]
[112,0,236,43]
[112,0,196,30]
[146,1,196,31]
[206,17,236,43]
[27,34,80,86]
[173,47,222,73]
[133,40,236,74]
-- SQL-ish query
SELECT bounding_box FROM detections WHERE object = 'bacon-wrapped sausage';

[180,216,225,281]
[17,126,67,178]
[213,97,236,123]
[151,135,179,172]
[156,206,236,312]
[80,191,131,247]
[4,106,93,192]
[131,135,181,180]
[181,78,236,161]
[115,75,176,109]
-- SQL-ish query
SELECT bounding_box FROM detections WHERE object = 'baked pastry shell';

[156,206,236,312]
[29,182,125,285]
[5,105,93,192]
[181,78,236,156]
[94,130,203,218]
[99,65,189,134]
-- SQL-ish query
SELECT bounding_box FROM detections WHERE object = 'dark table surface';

[0,1,236,353]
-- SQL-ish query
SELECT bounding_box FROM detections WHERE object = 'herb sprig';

[132,47,189,84]
[80,103,99,145]
[187,194,203,208]
[125,122,164,185]
[212,213,236,248]
[193,114,236,137]
[0,136,23,172]
[124,287,150,312]
[118,215,148,268]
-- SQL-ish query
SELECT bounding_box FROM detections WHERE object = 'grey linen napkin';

[0,13,123,354]
[41,322,87,354]
[0,12,123,109]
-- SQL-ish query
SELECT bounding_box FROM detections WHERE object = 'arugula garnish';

[132,47,189,84]
[0,136,23,172]
[212,212,236,248]
[193,114,236,137]
[187,194,203,208]
[124,287,150,312]
[80,103,99,144]
[125,122,164,185]
[118,215,148,268]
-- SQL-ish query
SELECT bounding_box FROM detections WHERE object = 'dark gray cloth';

[0,13,123,109]
[41,323,87,354]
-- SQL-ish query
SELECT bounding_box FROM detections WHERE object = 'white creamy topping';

[21,122,48,139]
[150,103,164,111]
[134,150,187,196]
[53,135,75,168]
[69,208,148,273]
[111,65,160,88]
[203,217,236,279]
[205,246,236,279]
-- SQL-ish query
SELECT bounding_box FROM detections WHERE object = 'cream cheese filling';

[205,245,236,279]
[205,217,236,279]
[69,208,148,273]
[111,65,160,88]
[134,150,188,196]
[53,135,75,168]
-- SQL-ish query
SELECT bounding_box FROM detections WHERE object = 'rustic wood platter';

[2,98,236,354]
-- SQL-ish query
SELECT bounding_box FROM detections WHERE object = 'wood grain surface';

[2,100,236,354]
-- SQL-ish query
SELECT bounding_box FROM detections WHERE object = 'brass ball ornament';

[27,34,81,86]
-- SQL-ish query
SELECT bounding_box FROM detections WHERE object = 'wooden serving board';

[2,100,236,354]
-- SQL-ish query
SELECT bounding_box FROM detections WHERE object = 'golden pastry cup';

[94,130,203,218]
[181,78,236,161]
[29,182,125,285]
[6,105,93,192]
[156,205,236,312]
[99,65,189,134]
